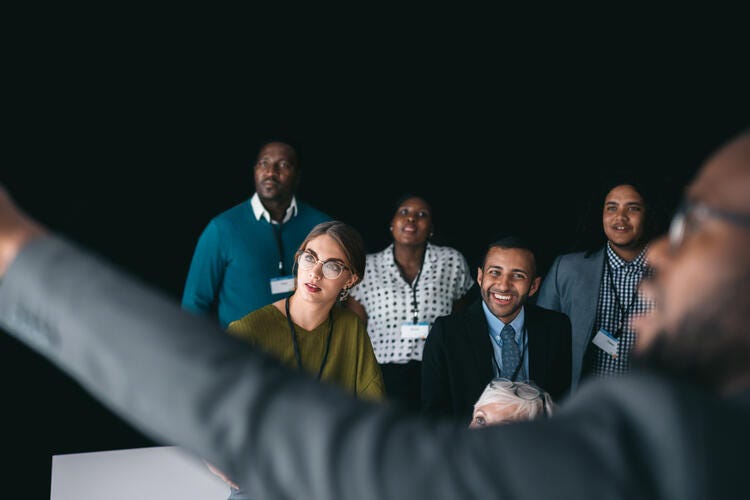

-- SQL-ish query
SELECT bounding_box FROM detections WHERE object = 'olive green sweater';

[228,304,385,402]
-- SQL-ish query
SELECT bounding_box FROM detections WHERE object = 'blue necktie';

[500,324,520,379]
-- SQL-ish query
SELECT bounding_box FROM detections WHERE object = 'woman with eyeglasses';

[469,378,556,429]
[345,194,474,412]
[227,221,385,402]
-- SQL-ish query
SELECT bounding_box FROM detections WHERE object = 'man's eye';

[513,273,526,279]
[474,416,486,426]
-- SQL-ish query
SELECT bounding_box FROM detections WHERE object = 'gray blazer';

[2,237,748,500]
[536,247,605,389]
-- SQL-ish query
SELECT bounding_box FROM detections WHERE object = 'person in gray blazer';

[537,177,665,388]
[1,130,749,500]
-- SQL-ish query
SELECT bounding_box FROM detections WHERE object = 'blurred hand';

[0,184,47,277]
[204,460,241,490]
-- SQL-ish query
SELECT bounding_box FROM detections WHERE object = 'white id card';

[269,275,295,295]
[400,322,430,340]
[592,328,619,358]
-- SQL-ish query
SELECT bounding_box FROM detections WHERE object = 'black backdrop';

[3,32,749,496]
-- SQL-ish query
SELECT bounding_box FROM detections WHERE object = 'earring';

[339,286,351,301]
[389,225,393,231]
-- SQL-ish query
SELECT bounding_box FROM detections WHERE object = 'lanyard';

[393,246,425,324]
[285,296,334,380]
[491,326,528,381]
[272,224,286,275]
[604,256,638,338]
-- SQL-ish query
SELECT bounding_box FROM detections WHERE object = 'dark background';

[2,17,749,497]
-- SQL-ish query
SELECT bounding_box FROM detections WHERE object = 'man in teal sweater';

[182,141,331,328]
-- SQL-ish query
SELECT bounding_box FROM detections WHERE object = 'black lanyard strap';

[393,246,425,324]
[272,224,286,275]
[285,295,334,380]
[604,257,639,336]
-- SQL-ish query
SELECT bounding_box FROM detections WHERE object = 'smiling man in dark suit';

[421,236,572,421]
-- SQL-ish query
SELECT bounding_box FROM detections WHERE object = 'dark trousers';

[381,360,422,413]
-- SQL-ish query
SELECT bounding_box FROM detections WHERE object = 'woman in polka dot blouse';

[347,194,474,411]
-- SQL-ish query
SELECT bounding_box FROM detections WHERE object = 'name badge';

[592,328,619,358]
[270,275,295,295]
[400,322,430,340]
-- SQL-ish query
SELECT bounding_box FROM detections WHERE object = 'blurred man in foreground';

[0,131,748,499]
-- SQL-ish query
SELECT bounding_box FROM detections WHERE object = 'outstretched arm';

[0,185,492,500]
[0,185,649,500]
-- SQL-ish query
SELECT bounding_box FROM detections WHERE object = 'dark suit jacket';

[2,237,749,500]
[421,300,572,421]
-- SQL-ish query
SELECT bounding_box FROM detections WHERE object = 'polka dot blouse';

[350,243,474,364]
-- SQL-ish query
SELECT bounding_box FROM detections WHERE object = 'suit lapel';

[577,248,606,344]
[525,305,545,384]
[465,301,494,383]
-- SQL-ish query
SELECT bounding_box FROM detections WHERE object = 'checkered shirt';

[590,243,653,377]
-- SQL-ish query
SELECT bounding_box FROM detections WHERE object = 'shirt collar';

[606,241,649,271]
[482,301,525,344]
[250,193,298,224]
[386,243,437,267]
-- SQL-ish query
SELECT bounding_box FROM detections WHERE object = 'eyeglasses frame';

[296,250,351,280]
[669,199,750,249]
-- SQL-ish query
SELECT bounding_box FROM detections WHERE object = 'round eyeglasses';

[489,378,541,401]
[297,251,350,280]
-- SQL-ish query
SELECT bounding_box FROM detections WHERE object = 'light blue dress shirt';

[482,301,528,380]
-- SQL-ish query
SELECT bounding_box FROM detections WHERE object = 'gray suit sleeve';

[0,237,487,499]
[536,255,562,311]
[0,236,671,500]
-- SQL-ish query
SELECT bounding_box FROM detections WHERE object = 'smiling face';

[295,234,358,305]
[390,196,432,246]
[477,247,541,323]
[602,184,647,259]
[253,142,300,204]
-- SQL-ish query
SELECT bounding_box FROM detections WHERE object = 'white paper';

[51,446,230,500]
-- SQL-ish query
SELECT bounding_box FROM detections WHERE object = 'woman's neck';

[393,242,426,283]
[287,294,332,330]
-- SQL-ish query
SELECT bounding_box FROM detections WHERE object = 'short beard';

[634,319,750,394]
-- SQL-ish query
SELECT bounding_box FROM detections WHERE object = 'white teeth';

[493,293,511,301]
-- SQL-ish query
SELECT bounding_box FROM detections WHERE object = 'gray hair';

[473,378,556,421]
